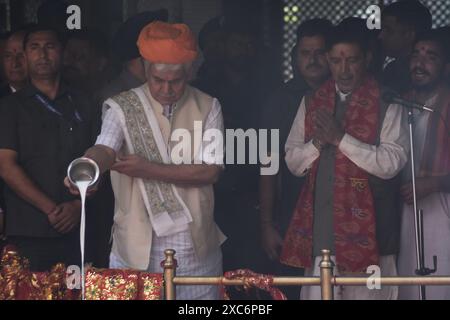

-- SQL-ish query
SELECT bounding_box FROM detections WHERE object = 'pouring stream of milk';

[75,180,90,300]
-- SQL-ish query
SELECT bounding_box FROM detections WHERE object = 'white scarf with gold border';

[105,87,193,236]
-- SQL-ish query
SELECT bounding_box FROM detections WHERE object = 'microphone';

[383,91,434,113]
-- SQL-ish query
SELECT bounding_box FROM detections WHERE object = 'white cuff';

[338,133,359,154]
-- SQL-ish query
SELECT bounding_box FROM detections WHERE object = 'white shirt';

[285,94,410,180]
[95,86,225,166]
[336,85,351,101]
[403,93,438,181]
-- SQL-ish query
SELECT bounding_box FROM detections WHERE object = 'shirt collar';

[335,84,351,102]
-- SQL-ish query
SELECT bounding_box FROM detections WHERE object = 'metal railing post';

[163,249,176,300]
[319,249,335,300]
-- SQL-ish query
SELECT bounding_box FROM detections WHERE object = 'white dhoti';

[110,229,223,300]
[148,229,223,300]
[398,192,450,300]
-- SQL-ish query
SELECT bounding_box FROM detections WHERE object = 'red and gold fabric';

[0,245,75,300]
[221,269,287,300]
[0,246,164,300]
[280,77,381,273]
[85,268,163,300]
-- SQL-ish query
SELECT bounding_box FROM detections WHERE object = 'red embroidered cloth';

[0,246,163,300]
[280,77,381,273]
[221,269,287,300]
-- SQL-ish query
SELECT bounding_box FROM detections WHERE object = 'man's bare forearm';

[84,145,116,174]
[259,174,277,226]
[0,159,56,215]
[143,162,221,186]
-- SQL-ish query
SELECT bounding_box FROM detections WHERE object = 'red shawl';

[280,77,381,273]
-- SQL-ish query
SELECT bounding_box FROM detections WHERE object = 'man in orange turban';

[66,21,227,300]
[137,21,198,64]
[135,21,200,107]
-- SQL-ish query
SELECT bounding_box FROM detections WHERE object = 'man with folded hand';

[281,24,409,300]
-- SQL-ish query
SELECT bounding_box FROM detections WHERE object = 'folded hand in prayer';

[313,109,345,147]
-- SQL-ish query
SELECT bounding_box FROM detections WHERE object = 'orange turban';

[137,21,198,64]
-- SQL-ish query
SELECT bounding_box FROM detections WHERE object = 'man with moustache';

[258,18,331,299]
[397,31,450,300]
[281,24,409,300]
[0,25,97,271]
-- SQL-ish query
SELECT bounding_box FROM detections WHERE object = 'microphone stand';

[406,107,437,300]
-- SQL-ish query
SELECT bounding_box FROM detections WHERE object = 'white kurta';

[285,93,409,180]
[286,90,409,300]
[398,96,450,300]
[97,85,224,300]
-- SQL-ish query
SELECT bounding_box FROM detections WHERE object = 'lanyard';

[34,93,83,123]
